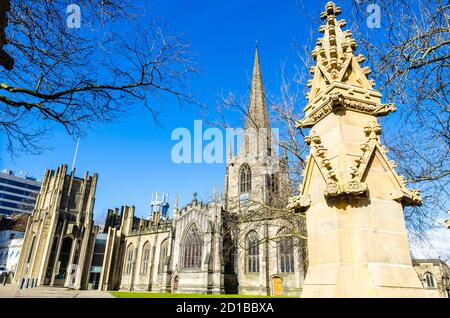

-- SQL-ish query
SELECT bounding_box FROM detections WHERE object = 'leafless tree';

[347,0,449,238]
[1,0,198,156]
[0,0,14,70]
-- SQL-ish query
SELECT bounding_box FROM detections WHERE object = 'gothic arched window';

[140,242,151,275]
[158,239,168,273]
[246,231,259,273]
[182,224,202,270]
[125,244,134,275]
[278,228,295,273]
[424,272,436,288]
[240,164,252,194]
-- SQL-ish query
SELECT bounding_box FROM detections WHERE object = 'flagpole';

[71,138,80,172]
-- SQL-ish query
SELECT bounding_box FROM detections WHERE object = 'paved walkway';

[0,285,115,298]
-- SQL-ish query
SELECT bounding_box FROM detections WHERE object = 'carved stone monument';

[290,2,428,297]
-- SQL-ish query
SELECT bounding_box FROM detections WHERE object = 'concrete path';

[0,285,115,298]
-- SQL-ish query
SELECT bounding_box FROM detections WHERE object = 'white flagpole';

[71,138,80,171]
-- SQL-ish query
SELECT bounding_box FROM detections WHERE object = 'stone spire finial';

[245,45,270,130]
[296,1,394,129]
[320,1,342,20]
[173,193,179,219]
[227,143,233,161]
[212,186,216,206]
[218,188,222,205]
[304,1,374,105]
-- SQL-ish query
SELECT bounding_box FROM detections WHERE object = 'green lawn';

[111,291,296,298]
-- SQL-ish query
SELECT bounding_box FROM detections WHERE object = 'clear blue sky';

[0,0,384,222]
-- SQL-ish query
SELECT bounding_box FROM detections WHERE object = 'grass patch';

[111,291,296,298]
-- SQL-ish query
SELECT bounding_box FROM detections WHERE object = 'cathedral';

[9,2,450,298]
[13,48,307,296]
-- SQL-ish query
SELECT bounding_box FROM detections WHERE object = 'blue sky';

[1,0,448,260]
[2,0,446,235]
[1,0,328,222]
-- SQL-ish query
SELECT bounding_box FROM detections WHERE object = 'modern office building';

[0,169,41,215]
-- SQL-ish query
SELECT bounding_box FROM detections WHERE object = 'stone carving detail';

[305,131,338,185]
[293,2,422,207]
[364,121,382,140]
[296,104,333,128]
[296,0,397,129]
[287,194,311,212]
[296,98,396,128]
[324,180,367,198]
[347,120,423,206]
[374,103,396,116]
[304,130,368,199]
[409,189,422,205]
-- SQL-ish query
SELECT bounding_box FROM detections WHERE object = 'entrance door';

[273,276,282,296]
[54,237,72,286]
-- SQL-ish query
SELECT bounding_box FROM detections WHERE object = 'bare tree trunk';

[0,0,13,70]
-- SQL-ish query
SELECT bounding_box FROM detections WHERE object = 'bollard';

[35,279,38,287]
[26,278,29,288]
[30,278,34,288]
[20,278,25,289]
[2,275,6,286]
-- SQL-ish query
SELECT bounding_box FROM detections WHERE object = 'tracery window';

[278,228,295,273]
[158,239,168,273]
[424,272,436,288]
[182,224,202,269]
[140,242,151,275]
[240,164,252,194]
[246,231,259,273]
[125,244,134,275]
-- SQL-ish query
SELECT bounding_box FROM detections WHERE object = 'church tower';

[224,47,301,296]
[289,2,427,297]
[14,164,98,290]
[225,46,289,212]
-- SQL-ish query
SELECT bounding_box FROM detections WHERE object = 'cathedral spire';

[245,46,270,130]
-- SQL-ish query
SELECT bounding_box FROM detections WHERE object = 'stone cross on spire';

[245,46,270,130]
